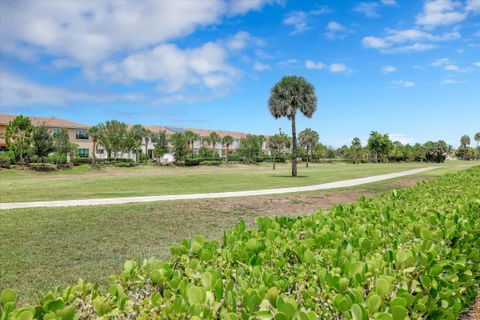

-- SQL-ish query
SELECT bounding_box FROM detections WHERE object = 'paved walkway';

[0,167,438,210]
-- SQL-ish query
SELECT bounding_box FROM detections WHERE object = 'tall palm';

[222,135,234,160]
[143,128,153,161]
[460,135,470,160]
[475,132,480,160]
[298,128,319,167]
[209,131,221,159]
[184,130,200,156]
[269,76,317,177]
[130,124,144,163]
[88,125,101,168]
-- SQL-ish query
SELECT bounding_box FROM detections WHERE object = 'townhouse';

[0,114,267,159]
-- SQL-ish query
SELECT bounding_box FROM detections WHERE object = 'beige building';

[0,114,93,157]
[1,114,266,159]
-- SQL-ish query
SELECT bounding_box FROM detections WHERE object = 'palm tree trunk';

[273,153,276,170]
[291,111,297,177]
[306,146,309,167]
[92,139,97,168]
[145,139,149,161]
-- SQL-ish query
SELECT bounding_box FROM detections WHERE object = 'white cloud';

[466,0,480,12]
[253,61,271,71]
[431,58,473,72]
[440,77,462,84]
[325,21,349,39]
[228,0,282,15]
[0,71,130,107]
[431,57,453,66]
[444,64,460,71]
[227,31,251,50]
[362,29,460,53]
[305,60,326,70]
[474,61,480,67]
[354,2,380,18]
[382,65,398,73]
[381,0,397,5]
[329,63,349,73]
[102,42,237,93]
[391,80,416,88]
[283,11,309,34]
[416,0,466,28]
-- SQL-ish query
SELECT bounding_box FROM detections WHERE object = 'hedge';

[1,167,479,319]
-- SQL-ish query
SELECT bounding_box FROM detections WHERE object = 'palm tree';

[88,125,101,168]
[130,124,145,163]
[460,135,470,160]
[143,128,153,161]
[268,76,317,177]
[475,132,480,160]
[267,133,289,170]
[298,128,319,167]
[184,130,200,156]
[222,135,234,160]
[209,131,221,159]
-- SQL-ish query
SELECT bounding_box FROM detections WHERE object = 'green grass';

[1,161,477,304]
[2,161,472,202]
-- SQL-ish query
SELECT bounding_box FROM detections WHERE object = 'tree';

[88,125,101,167]
[169,133,188,164]
[367,131,393,163]
[96,120,129,159]
[143,128,153,161]
[52,128,77,163]
[184,130,200,156]
[238,134,264,163]
[267,133,289,170]
[130,124,145,163]
[154,130,168,164]
[222,135,234,160]
[298,128,319,167]
[460,135,471,160]
[31,124,52,163]
[348,137,363,164]
[474,132,480,160]
[269,76,317,177]
[4,115,33,164]
[209,131,221,159]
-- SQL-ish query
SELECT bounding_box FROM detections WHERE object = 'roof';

[186,128,247,140]
[142,125,176,136]
[0,114,90,129]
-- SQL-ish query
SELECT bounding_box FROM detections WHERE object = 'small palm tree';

[143,128,153,161]
[88,125,101,168]
[209,131,221,159]
[130,124,144,163]
[475,132,480,160]
[222,135,234,160]
[460,135,470,160]
[298,128,319,167]
[184,130,200,156]
[269,76,317,177]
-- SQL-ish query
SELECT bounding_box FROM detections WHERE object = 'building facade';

[0,114,268,160]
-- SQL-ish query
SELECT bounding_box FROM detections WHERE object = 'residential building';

[0,114,268,160]
[0,114,93,157]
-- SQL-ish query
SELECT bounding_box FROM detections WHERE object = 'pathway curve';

[0,167,438,210]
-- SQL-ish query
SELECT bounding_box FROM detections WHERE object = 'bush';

[2,168,480,319]
[72,157,92,165]
[47,152,67,165]
[185,158,201,166]
[200,160,222,166]
[0,150,15,167]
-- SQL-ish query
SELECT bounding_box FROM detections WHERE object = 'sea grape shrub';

[1,167,480,319]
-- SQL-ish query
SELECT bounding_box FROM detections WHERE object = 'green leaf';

[351,304,363,320]
[187,286,206,305]
[367,293,382,313]
[375,278,392,297]
[0,288,17,304]
[391,305,407,320]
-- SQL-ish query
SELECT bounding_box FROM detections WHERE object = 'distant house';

[1,113,268,160]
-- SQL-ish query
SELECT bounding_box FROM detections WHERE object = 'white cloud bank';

[305,60,352,74]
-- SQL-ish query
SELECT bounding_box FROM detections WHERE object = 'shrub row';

[1,167,479,319]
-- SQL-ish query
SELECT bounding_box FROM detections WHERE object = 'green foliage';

[0,150,15,167]
[52,129,72,156]
[238,134,264,163]
[31,125,53,163]
[2,167,479,319]
[197,146,214,159]
[95,120,130,159]
[267,133,290,169]
[4,115,33,164]
[169,132,188,164]
[47,152,68,165]
[367,131,393,163]
[154,130,169,161]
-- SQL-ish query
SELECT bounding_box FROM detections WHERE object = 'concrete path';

[0,167,438,210]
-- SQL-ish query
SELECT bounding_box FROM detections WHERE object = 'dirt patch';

[463,290,480,320]
[391,176,432,188]
[194,189,374,218]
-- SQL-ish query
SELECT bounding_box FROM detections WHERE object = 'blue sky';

[0,0,479,147]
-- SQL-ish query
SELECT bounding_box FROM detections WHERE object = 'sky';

[0,0,479,147]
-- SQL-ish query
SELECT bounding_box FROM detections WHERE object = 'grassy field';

[1,161,478,304]
[0,161,445,202]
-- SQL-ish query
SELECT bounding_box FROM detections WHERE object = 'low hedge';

[1,167,479,319]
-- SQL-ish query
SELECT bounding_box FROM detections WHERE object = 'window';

[76,129,89,140]
[52,128,62,135]
[77,148,89,158]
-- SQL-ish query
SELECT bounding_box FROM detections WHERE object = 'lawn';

[1,161,477,304]
[0,161,457,202]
